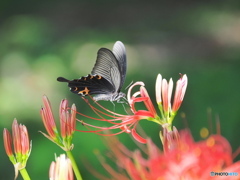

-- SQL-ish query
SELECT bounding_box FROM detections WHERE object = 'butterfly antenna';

[118,96,129,105]
[124,81,134,90]
[111,101,116,112]
[124,96,129,104]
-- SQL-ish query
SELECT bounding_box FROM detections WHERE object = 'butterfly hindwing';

[62,74,115,96]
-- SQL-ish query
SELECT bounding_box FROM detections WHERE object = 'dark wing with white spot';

[112,41,127,89]
[91,48,121,92]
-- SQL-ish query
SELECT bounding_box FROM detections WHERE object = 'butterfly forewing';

[112,41,127,88]
[91,48,121,92]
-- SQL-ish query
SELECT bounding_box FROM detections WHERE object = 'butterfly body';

[57,41,127,102]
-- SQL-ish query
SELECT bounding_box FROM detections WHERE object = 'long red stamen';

[74,81,153,144]
[86,96,124,117]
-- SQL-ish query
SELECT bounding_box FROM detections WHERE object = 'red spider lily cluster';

[3,119,31,179]
[75,74,188,143]
[94,129,240,180]
[155,74,188,127]
[2,73,240,180]
[40,95,76,151]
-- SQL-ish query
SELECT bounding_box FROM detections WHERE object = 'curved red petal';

[131,129,147,144]
[135,110,154,118]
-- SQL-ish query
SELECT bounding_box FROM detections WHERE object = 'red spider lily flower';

[160,126,180,153]
[155,74,188,127]
[127,82,158,120]
[49,154,74,180]
[3,119,31,165]
[12,119,30,156]
[95,129,240,180]
[3,119,31,179]
[40,95,76,151]
[76,81,162,144]
[59,99,76,138]
[76,74,187,144]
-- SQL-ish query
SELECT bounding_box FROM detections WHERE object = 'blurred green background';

[1,0,240,179]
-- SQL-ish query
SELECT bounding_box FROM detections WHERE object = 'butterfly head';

[113,92,126,103]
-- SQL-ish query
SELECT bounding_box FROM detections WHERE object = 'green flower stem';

[158,104,165,121]
[166,124,172,131]
[19,168,31,180]
[169,112,177,125]
[66,150,83,180]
